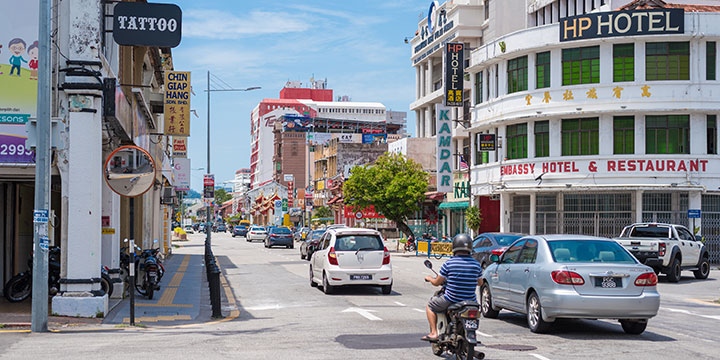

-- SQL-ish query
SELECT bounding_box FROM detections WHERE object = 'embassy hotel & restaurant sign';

[560,9,683,42]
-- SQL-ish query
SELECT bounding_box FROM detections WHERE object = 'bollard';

[208,266,223,319]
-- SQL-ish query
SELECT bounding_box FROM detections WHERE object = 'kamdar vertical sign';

[436,104,453,193]
[164,71,190,136]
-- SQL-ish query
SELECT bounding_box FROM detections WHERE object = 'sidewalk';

[0,297,103,329]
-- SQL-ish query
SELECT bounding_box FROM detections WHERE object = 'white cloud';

[183,9,311,39]
[286,5,385,26]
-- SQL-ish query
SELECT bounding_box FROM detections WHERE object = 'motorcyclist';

[422,233,484,342]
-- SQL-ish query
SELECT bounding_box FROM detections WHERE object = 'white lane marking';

[246,304,281,311]
[475,331,493,337]
[413,308,425,313]
[530,354,552,360]
[342,307,382,321]
[394,301,406,306]
[661,307,720,321]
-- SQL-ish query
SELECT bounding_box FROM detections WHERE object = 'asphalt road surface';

[2,232,720,359]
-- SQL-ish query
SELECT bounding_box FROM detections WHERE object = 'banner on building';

[0,0,38,163]
[436,104,453,193]
[172,137,187,157]
[362,133,386,144]
[560,9,684,42]
[203,174,214,199]
[339,134,354,143]
[444,43,464,107]
[307,132,332,146]
[282,115,312,132]
[344,205,384,219]
[174,158,190,191]
[164,71,190,136]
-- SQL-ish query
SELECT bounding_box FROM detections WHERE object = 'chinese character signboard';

[436,104,453,193]
[0,0,38,163]
[477,133,496,151]
[287,181,294,208]
[164,71,191,136]
[203,174,214,200]
[560,9,683,42]
[172,137,187,157]
[444,43,464,107]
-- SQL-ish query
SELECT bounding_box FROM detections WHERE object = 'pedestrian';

[7,38,27,77]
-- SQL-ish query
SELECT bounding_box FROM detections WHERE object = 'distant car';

[309,227,392,295]
[472,232,525,268]
[295,227,311,242]
[184,225,194,234]
[246,226,267,242]
[265,227,294,248]
[192,223,199,231]
[232,226,248,237]
[217,224,227,232]
[480,235,660,335]
[300,229,326,260]
[198,223,206,233]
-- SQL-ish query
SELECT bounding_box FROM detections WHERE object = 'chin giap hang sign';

[436,104,453,193]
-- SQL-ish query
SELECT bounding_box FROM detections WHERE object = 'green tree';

[344,152,428,238]
[214,188,232,204]
[313,206,332,219]
[465,206,484,235]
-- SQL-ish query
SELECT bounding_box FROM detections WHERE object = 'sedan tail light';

[658,242,666,257]
[491,247,508,256]
[551,270,585,285]
[271,234,278,238]
[634,272,658,286]
[382,246,390,265]
[328,247,338,265]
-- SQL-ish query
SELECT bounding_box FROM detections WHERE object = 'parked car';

[300,229,326,260]
[246,226,267,242]
[472,232,525,268]
[614,223,710,282]
[217,224,227,232]
[192,223,199,231]
[480,235,660,334]
[198,223,206,233]
[265,227,294,248]
[309,227,392,295]
[184,225,194,234]
[232,226,248,237]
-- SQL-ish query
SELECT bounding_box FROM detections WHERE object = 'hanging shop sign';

[172,137,187,157]
[362,133,386,144]
[560,9,684,42]
[173,158,190,191]
[113,2,182,48]
[287,181,294,208]
[164,71,191,136]
[444,43,464,107]
[477,133,496,151]
[436,104,453,193]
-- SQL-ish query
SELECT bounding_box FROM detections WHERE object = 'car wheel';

[480,285,500,318]
[381,283,392,295]
[526,292,551,333]
[323,273,334,295]
[309,265,317,287]
[620,320,647,335]
[301,252,306,260]
[666,257,682,283]
[694,256,710,280]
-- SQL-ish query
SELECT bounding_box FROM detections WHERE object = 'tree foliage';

[465,206,484,235]
[343,152,428,237]
[214,188,232,204]
[313,206,332,219]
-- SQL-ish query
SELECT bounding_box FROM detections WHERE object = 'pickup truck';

[615,223,710,282]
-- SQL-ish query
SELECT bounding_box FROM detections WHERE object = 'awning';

[438,201,469,210]
[425,191,445,201]
[327,196,342,205]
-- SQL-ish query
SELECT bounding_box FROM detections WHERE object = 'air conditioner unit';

[161,187,175,204]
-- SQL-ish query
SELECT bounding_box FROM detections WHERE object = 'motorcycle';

[134,246,163,300]
[3,247,62,302]
[100,266,113,297]
[423,259,484,360]
[404,236,416,252]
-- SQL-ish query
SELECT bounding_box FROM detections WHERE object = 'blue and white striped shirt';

[439,255,483,303]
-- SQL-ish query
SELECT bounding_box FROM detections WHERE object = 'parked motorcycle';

[134,245,163,300]
[3,247,62,303]
[423,259,484,360]
[100,266,113,297]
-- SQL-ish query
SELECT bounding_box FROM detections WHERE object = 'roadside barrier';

[416,240,453,259]
[205,243,223,319]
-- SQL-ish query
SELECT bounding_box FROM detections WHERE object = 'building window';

[474,133,490,165]
[562,118,599,155]
[645,115,690,154]
[494,64,499,97]
[613,44,634,82]
[506,123,528,159]
[475,71,483,104]
[708,115,717,154]
[646,42,690,81]
[507,56,528,94]
[613,116,634,154]
[562,46,600,85]
[484,0,489,20]
[534,120,549,157]
[536,52,551,89]
[708,42,716,81]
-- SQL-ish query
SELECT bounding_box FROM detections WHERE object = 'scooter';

[404,236,416,252]
[3,247,62,302]
[135,247,162,300]
[423,259,484,360]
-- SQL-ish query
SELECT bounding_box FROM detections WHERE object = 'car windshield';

[334,234,383,251]
[628,226,670,238]
[273,228,292,234]
[548,240,637,264]
[494,234,522,246]
[234,226,243,230]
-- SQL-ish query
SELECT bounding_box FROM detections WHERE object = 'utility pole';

[206,71,212,251]
[31,0,52,333]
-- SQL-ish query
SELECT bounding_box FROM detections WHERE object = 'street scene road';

[3,232,719,359]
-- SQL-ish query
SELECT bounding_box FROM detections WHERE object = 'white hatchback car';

[309,227,392,294]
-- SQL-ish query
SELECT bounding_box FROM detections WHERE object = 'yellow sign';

[431,242,453,255]
[164,71,191,136]
[102,228,116,234]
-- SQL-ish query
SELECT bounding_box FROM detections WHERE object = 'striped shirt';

[439,255,483,303]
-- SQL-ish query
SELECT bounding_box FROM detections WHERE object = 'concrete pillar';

[635,41,646,82]
[527,121,536,158]
[550,49,562,88]
[690,114,706,155]
[636,115,646,155]
[689,191,702,235]
[428,58,434,94]
[416,65,421,99]
[549,119,562,157]
[420,63,426,98]
[499,192,510,232]
[100,167,122,298]
[426,107,433,138]
[598,114,613,155]
[635,190,644,223]
[528,52,537,90]
[415,109,422,138]
[599,43,613,84]
[529,193,537,235]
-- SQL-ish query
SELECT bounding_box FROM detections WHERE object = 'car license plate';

[148,271,157,277]
[594,277,620,288]
[464,319,479,330]
[350,274,372,280]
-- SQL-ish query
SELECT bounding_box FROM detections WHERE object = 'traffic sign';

[688,209,701,218]
[282,199,288,212]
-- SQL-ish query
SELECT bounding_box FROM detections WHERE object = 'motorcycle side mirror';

[490,254,499,263]
[424,260,433,269]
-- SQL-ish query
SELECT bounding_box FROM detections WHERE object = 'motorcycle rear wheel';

[4,274,31,302]
[455,339,475,360]
[101,274,113,297]
[146,285,154,300]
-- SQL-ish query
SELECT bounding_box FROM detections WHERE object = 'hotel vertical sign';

[560,9,684,42]
[444,43,464,107]
[436,104,453,193]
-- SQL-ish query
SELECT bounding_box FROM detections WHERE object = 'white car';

[246,226,267,242]
[309,227,392,295]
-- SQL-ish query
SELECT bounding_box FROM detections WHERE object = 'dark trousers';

[10,65,20,75]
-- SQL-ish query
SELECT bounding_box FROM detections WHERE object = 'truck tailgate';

[615,238,659,252]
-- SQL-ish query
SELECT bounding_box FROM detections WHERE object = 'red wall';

[279,88,333,101]
[477,196,500,233]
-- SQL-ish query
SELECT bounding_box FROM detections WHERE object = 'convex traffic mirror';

[104,145,157,197]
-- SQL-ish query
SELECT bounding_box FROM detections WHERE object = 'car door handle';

[524,268,530,273]
[505,268,511,272]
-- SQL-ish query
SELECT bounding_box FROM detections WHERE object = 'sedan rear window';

[628,226,670,238]
[495,234,522,246]
[548,240,637,264]
[251,227,264,231]
[273,228,292,234]
[334,235,383,251]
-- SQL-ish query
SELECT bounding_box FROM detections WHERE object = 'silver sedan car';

[480,235,660,334]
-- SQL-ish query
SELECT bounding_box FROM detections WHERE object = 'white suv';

[309,227,392,295]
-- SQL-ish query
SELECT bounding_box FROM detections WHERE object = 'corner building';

[466,0,720,262]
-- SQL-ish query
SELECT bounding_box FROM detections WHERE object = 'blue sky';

[157,0,428,190]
